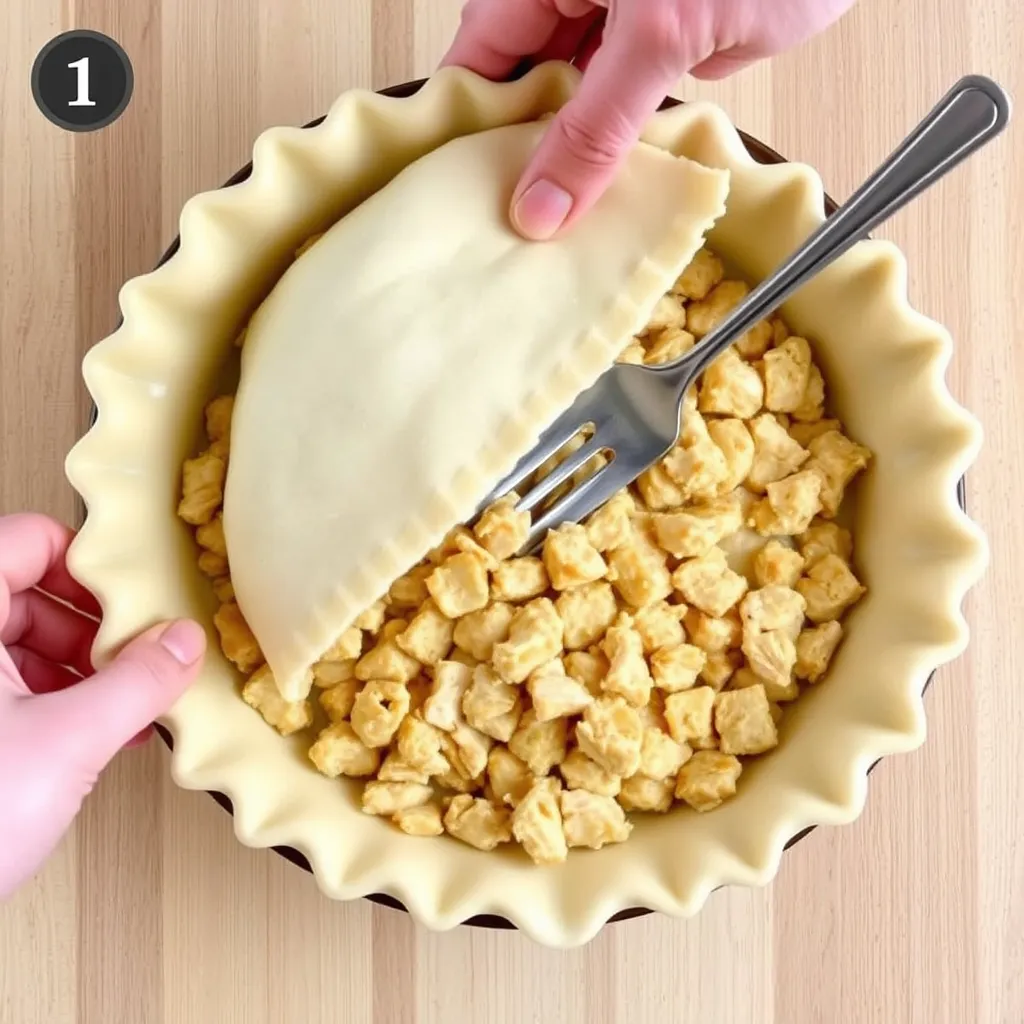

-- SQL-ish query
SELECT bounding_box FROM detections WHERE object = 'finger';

[125,725,155,748]
[39,573,101,619]
[6,646,82,695]
[535,8,603,65]
[0,513,101,615]
[7,644,156,748]
[0,642,24,693]
[440,0,595,79]
[38,619,206,773]
[572,17,604,71]
[2,590,98,677]
[510,4,705,239]
[689,48,758,81]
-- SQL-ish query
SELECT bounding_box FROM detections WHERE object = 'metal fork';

[481,75,1010,551]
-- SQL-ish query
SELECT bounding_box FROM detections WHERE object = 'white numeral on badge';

[67,57,96,107]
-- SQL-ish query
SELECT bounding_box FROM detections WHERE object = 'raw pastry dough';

[225,120,729,700]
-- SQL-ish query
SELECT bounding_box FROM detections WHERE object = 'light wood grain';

[1,0,1021,1021]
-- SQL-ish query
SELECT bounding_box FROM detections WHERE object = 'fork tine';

[477,402,595,510]
[516,433,606,514]
[524,455,633,551]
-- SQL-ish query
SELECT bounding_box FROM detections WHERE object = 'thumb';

[42,619,207,773]
[510,6,699,239]
[688,49,758,81]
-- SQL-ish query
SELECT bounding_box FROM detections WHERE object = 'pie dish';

[65,62,987,947]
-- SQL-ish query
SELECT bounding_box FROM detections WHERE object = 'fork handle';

[664,75,1011,379]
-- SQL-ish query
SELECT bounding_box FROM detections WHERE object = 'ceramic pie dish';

[65,62,987,948]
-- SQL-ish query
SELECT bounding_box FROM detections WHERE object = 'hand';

[0,513,206,898]
[441,0,856,238]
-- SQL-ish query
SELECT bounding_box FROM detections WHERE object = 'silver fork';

[481,75,1010,551]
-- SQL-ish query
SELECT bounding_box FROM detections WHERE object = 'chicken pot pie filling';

[181,227,872,864]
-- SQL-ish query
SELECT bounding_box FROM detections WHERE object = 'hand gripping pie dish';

[66,62,987,947]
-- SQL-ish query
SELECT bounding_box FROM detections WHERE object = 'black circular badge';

[31,30,134,132]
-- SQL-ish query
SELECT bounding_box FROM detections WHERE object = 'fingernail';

[158,620,206,665]
[512,179,573,240]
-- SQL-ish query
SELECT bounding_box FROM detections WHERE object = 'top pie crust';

[226,120,728,700]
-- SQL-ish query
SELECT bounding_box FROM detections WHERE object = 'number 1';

[67,57,96,107]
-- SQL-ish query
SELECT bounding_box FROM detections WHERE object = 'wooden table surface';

[1,1,1021,1021]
